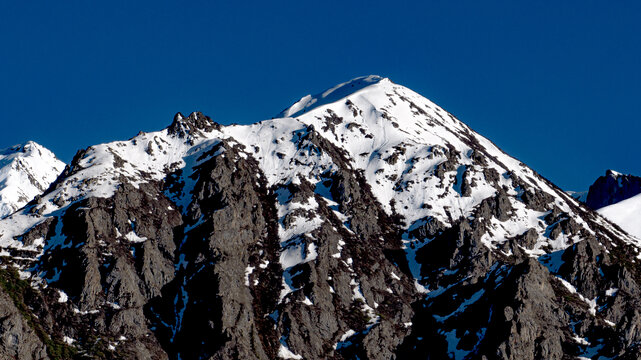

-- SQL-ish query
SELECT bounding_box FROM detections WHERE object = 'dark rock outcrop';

[586,170,641,209]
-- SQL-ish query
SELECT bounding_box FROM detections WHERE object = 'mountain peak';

[0,141,65,218]
[586,169,641,209]
[167,111,220,139]
[606,169,623,178]
[0,141,59,166]
[1,141,43,156]
[278,75,388,118]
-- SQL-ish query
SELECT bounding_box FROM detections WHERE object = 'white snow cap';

[278,75,385,118]
[0,141,65,218]
[598,193,641,239]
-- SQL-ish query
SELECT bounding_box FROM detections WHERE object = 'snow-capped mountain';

[578,170,641,240]
[0,141,65,218]
[598,193,641,239]
[0,76,640,359]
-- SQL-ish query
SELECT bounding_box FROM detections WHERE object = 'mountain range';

[0,76,640,359]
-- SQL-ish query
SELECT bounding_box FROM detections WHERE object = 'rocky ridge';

[0,76,640,359]
[584,170,641,240]
[586,170,641,210]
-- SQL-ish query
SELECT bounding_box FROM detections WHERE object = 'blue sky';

[1,1,639,190]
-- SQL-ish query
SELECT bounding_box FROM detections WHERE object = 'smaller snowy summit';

[586,169,641,209]
[598,193,641,239]
[0,141,65,218]
[585,170,641,240]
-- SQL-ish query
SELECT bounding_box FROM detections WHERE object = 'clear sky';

[1,1,639,191]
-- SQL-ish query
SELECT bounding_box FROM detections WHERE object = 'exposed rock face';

[167,112,220,140]
[33,181,180,358]
[0,284,48,360]
[586,170,641,210]
[148,140,281,359]
[0,77,641,359]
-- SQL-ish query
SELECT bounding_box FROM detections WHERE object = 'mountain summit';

[0,77,640,359]
[583,170,641,240]
[0,141,64,218]
[278,75,385,118]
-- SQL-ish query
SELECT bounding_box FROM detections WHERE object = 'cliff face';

[1,77,641,359]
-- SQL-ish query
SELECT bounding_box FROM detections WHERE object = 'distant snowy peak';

[278,75,385,118]
[581,169,641,239]
[0,141,65,218]
[598,193,641,239]
[586,169,641,209]
[567,190,588,203]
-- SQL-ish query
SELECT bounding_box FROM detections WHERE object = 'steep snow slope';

[598,193,641,239]
[278,75,383,118]
[266,76,630,251]
[0,141,65,218]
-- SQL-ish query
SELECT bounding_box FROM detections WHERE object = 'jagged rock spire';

[167,111,220,139]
